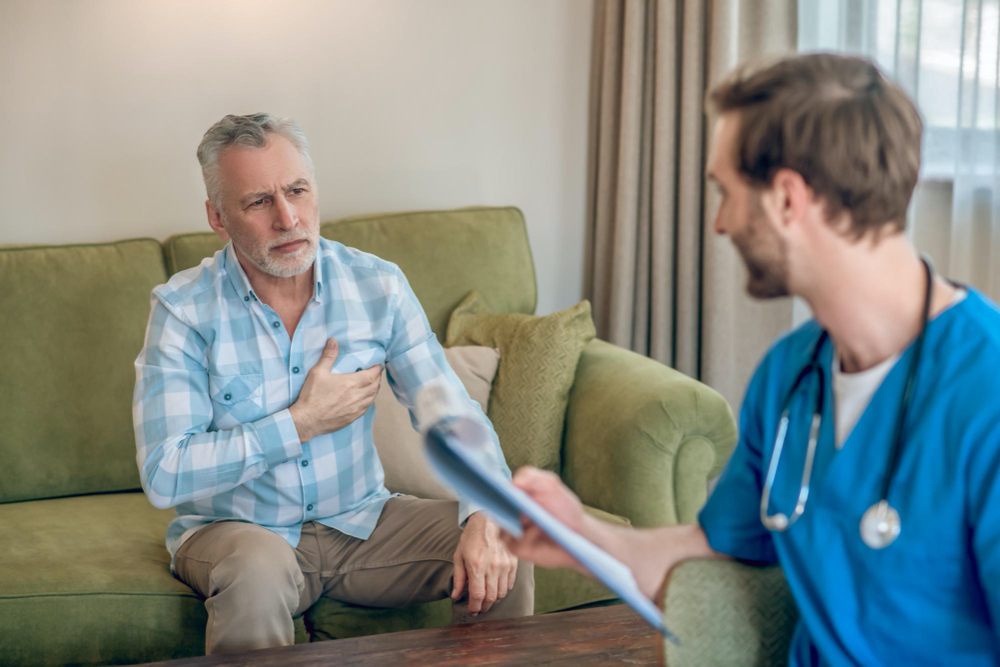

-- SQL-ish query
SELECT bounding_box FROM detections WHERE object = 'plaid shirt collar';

[223,239,325,308]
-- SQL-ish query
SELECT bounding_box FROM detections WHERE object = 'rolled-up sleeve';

[132,292,301,510]
[382,269,511,525]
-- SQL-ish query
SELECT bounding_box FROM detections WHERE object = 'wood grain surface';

[142,604,659,666]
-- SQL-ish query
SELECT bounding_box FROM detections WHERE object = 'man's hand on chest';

[288,338,384,442]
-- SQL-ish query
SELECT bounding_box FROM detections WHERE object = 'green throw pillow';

[444,292,596,473]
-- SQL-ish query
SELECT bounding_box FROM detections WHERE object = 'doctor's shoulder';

[743,319,824,402]
[730,319,826,433]
[926,289,1000,445]
[930,289,1000,394]
[956,287,1000,352]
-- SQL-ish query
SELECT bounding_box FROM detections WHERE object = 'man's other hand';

[452,512,519,615]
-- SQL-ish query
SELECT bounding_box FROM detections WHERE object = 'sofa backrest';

[0,239,169,503]
[1,207,536,503]
[164,206,537,338]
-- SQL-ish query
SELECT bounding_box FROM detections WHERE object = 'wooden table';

[144,604,660,666]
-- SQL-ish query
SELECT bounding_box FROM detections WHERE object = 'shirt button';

[272,321,280,329]
[293,366,300,374]
[244,296,250,302]
[306,504,314,511]
[301,459,309,467]
[224,393,232,401]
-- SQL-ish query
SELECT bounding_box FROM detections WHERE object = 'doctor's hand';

[452,512,519,616]
[500,467,588,572]
[289,338,383,442]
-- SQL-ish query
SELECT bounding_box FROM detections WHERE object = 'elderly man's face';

[208,134,320,278]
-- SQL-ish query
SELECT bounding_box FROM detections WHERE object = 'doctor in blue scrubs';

[502,53,1000,665]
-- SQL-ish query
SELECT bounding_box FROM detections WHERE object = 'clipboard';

[420,400,679,645]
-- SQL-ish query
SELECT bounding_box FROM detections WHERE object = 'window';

[799,0,1000,299]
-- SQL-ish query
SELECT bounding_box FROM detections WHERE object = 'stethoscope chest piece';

[860,500,901,549]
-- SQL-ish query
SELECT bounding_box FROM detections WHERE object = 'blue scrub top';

[699,288,1000,666]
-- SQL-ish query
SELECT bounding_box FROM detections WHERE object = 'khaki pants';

[173,496,535,654]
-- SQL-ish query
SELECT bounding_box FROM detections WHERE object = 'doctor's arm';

[503,466,727,599]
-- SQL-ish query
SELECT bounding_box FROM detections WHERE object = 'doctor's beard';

[731,194,791,299]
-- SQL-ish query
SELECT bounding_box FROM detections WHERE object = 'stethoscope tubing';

[760,256,934,538]
[880,258,934,500]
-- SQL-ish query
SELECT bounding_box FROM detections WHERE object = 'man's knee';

[186,526,306,655]
[176,522,302,602]
[209,531,302,599]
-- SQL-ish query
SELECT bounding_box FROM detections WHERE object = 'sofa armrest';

[659,560,798,666]
[562,340,737,526]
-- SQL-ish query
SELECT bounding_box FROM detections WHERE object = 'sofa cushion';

[163,206,538,339]
[0,492,309,665]
[445,292,596,473]
[162,232,223,277]
[0,239,169,503]
[0,492,205,664]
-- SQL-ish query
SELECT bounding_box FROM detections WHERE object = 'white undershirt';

[832,288,967,449]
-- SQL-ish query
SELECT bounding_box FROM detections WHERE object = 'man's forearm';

[138,408,302,509]
[581,516,725,600]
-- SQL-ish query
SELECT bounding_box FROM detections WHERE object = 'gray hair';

[196,113,314,213]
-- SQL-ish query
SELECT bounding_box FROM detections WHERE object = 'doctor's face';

[707,113,790,299]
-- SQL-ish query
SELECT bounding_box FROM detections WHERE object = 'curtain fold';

[586,0,797,411]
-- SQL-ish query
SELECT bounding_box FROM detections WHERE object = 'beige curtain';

[586,0,798,412]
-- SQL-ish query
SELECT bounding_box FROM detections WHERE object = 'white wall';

[0,0,593,316]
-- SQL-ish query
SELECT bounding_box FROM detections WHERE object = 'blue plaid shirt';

[133,239,509,561]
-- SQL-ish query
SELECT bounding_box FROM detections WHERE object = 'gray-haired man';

[132,114,533,654]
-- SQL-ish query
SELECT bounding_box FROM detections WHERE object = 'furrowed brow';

[239,190,273,206]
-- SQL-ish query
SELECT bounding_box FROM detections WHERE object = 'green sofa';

[660,561,799,665]
[0,206,739,666]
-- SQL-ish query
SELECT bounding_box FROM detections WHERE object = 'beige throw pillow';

[374,345,501,500]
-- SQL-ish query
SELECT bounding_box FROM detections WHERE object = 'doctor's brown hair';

[708,53,923,238]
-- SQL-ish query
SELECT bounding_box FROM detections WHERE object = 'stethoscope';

[759,256,934,550]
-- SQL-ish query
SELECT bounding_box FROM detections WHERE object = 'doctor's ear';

[767,168,811,230]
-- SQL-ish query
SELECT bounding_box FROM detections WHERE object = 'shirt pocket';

[336,344,387,374]
[209,373,265,426]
